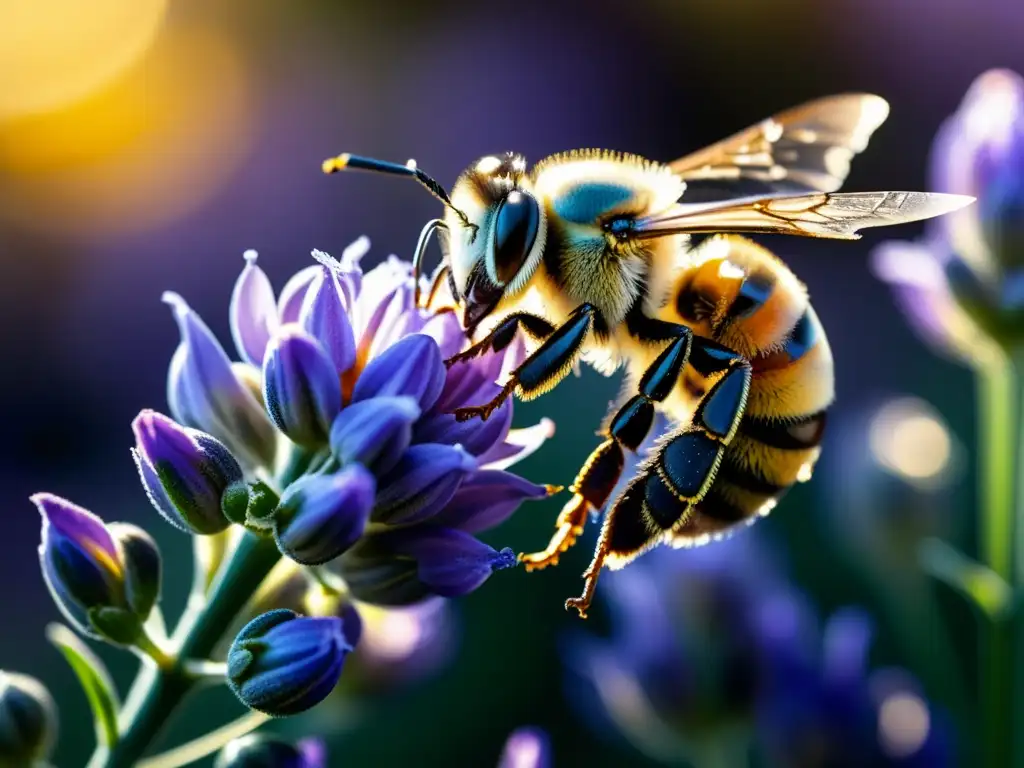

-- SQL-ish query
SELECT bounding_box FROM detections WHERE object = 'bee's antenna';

[322,153,475,233]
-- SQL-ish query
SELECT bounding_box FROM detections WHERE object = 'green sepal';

[108,523,161,621]
[222,481,280,531]
[45,624,120,748]
[919,537,1015,620]
[88,607,144,646]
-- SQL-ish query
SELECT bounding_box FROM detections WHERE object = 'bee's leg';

[522,323,692,570]
[444,312,555,367]
[566,337,753,618]
[452,304,596,422]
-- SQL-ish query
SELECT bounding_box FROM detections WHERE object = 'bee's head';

[445,153,547,334]
[321,150,545,335]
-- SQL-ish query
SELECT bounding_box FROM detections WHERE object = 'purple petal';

[369,285,428,359]
[373,444,476,525]
[164,292,278,470]
[278,265,322,324]
[350,334,446,412]
[478,418,556,470]
[420,311,466,360]
[431,470,550,533]
[385,527,517,597]
[300,258,357,375]
[229,250,279,367]
[274,466,376,565]
[31,493,118,561]
[263,326,342,447]
[413,397,512,457]
[329,396,420,475]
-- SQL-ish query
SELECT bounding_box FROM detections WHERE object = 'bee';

[323,94,972,617]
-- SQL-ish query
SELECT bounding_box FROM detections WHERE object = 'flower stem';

[977,355,1018,767]
[1009,347,1024,768]
[88,532,282,768]
[136,711,270,768]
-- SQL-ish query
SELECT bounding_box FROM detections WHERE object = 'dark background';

[1,0,1020,765]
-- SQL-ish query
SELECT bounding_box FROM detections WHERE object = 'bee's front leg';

[451,304,596,422]
[444,312,555,367]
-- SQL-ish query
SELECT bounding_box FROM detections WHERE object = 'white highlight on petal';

[878,692,930,759]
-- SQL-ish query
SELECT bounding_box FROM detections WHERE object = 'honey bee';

[323,94,972,617]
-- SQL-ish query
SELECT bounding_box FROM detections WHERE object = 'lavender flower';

[227,609,356,716]
[33,494,161,644]
[873,69,1024,361]
[215,734,326,768]
[0,671,57,766]
[166,245,553,605]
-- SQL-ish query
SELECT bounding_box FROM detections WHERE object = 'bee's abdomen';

[658,236,833,541]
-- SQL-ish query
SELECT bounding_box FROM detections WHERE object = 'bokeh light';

[878,691,932,759]
[868,397,957,488]
[0,0,168,118]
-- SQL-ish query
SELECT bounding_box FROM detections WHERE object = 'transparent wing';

[631,191,974,241]
[669,94,891,194]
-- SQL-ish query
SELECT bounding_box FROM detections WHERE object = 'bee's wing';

[631,191,974,240]
[669,94,891,194]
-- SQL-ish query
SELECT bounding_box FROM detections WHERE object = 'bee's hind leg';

[522,323,692,571]
[451,304,596,422]
[565,336,753,618]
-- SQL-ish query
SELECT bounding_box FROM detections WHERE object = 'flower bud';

[164,292,278,470]
[372,444,476,525]
[230,250,279,367]
[0,671,57,766]
[299,255,357,374]
[263,326,342,447]
[273,466,376,565]
[350,333,445,411]
[227,609,355,716]
[132,410,243,535]
[339,527,516,605]
[34,494,161,643]
[215,735,326,768]
[329,396,419,475]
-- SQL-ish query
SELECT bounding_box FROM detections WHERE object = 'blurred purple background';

[1,0,1021,764]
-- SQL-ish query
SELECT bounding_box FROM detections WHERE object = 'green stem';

[1008,348,1024,768]
[88,532,282,768]
[977,356,1018,768]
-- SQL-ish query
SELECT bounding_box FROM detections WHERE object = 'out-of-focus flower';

[163,245,554,605]
[227,609,356,717]
[760,610,951,768]
[873,69,1024,361]
[272,466,376,566]
[498,727,551,768]
[34,494,161,644]
[132,410,243,535]
[564,532,795,763]
[0,671,57,767]
[214,734,326,768]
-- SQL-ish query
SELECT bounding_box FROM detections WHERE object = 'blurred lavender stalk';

[873,69,1024,767]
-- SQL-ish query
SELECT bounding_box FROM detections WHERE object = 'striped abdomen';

[657,235,833,542]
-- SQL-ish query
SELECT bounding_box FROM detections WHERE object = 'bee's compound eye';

[492,190,540,285]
